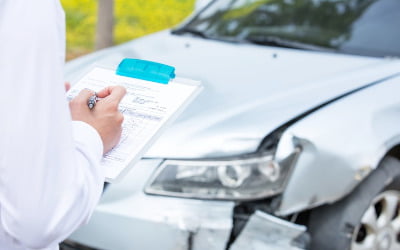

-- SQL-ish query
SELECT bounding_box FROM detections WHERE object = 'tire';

[308,156,400,250]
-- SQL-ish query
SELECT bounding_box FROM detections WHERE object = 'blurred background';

[60,0,195,60]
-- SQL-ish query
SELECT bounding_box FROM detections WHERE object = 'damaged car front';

[66,131,307,250]
[63,0,400,249]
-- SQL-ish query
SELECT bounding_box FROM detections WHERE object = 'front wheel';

[308,156,400,250]
[351,190,400,250]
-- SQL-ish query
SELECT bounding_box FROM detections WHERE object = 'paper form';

[67,67,201,182]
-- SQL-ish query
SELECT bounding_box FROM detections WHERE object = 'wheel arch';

[385,144,400,162]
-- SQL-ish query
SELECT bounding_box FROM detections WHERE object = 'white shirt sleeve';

[0,0,105,248]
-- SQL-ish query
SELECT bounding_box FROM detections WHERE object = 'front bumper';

[67,159,306,250]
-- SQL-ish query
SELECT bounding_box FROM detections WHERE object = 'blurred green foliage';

[61,0,195,60]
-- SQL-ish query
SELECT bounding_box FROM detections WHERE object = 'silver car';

[63,0,400,249]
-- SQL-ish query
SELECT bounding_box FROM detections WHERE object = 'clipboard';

[67,58,203,182]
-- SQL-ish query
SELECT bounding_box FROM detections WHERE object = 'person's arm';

[0,0,123,248]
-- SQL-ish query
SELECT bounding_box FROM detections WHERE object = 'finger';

[100,86,127,103]
[96,86,112,98]
[74,88,96,105]
[64,82,71,92]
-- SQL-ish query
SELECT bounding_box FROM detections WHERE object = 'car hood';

[65,31,400,159]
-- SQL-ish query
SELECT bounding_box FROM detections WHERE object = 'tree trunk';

[96,0,114,50]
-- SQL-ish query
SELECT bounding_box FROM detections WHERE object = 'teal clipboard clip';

[116,58,175,84]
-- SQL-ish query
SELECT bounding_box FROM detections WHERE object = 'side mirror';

[195,0,213,11]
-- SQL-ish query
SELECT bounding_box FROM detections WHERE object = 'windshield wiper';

[242,35,333,52]
[172,28,210,39]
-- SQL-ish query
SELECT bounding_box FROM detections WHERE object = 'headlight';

[145,152,298,200]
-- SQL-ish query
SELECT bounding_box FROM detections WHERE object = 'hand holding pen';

[69,86,127,154]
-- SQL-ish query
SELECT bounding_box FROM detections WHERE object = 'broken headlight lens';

[145,155,293,200]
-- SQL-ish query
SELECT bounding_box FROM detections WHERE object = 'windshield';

[178,0,400,57]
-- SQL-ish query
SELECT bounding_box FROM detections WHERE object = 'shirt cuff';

[71,121,103,160]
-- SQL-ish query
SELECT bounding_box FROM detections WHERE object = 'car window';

[179,0,400,57]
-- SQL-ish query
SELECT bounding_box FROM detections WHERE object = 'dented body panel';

[276,70,400,215]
